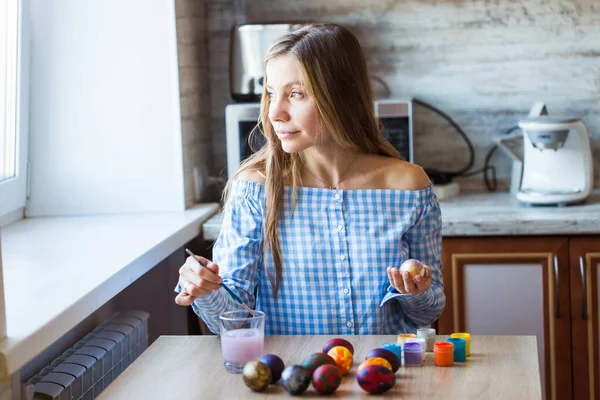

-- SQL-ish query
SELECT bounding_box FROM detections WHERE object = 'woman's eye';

[291,91,303,99]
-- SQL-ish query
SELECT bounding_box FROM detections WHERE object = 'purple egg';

[322,338,355,355]
[258,354,285,384]
[365,348,400,372]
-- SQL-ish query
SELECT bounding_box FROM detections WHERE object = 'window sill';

[0,203,220,379]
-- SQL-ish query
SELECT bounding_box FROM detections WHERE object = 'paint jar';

[406,337,427,353]
[434,342,454,367]
[417,328,436,352]
[397,333,417,345]
[446,337,466,362]
[450,332,471,357]
[382,342,402,363]
[403,342,424,366]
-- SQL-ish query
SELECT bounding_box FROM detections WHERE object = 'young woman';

[175,23,445,335]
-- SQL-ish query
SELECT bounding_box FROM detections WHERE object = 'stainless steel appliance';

[225,99,413,177]
[230,23,307,102]
[225,103,263,177]
[375,99,413,163]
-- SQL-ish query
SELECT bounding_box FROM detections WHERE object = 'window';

[1,0,18,182]
[0,0,28,220]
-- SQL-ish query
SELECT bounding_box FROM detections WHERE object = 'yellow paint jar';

[397,333,417,345]
[450,332,471,357]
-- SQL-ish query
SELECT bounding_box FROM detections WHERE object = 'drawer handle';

[554,255,560,319]
[580,256,587,320]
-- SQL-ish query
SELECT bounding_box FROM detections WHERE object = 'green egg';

[300,352,336,374]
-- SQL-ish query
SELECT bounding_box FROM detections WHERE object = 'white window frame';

[0,0,29,223]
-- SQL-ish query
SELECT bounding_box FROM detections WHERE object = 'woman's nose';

[268,99,289,122]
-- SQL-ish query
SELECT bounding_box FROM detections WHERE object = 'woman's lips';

[276,130,299,139]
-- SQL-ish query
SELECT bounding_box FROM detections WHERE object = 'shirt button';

[347,321,353,328]
[343,287,350,295]
[340,254,346,261]
[337,224,344,231]
[334,193,341,200]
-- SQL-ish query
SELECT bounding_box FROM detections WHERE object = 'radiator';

[24,310,149,400]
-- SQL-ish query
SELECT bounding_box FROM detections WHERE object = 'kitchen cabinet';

[437,236,600,400]
[570,237,600,400]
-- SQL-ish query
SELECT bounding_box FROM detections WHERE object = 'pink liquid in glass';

[221,328,264,364]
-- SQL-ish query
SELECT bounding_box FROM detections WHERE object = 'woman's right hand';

[175,255,223,306]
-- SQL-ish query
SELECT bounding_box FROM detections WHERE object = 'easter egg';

[365,348,400,372]
[258,354,285,383]
[400,258,424,278]
[300,352,336,374]
[357,357,392,373]
[312,364,342,395]
[242,360,271,392]
[323,337,355,355]
[327,346,353,375]
[280,365,312,395]
[357,364,396,394]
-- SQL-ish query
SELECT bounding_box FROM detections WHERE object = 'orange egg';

[327,346,353,375]
[357,357,392,373]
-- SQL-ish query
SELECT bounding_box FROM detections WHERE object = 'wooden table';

[99,335,542,399]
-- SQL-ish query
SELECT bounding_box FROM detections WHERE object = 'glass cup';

[218,310,265,373]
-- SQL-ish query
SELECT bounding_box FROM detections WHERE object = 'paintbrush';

[184,248,255,316]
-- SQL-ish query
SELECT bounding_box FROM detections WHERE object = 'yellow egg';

[357,357,392,373]
[327,346,353,375]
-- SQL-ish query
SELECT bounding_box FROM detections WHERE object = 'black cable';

[475,125,521,191]
[411,98,475,181]
[462,147,497,191]
[483,147,497,191]
[371,76,392,98]
[369,81,491,186]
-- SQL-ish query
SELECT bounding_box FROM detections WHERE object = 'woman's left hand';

[387,265,432,295]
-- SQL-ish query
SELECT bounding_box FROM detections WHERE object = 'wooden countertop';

[99,335,541,399]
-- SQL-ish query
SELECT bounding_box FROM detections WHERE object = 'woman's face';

[265,55,324,154]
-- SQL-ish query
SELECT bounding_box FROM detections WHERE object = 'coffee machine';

[516,103,594,206]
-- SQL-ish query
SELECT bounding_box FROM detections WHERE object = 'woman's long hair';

[224,23,400,296]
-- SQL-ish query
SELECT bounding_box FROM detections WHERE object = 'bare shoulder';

[382,158,431,191]
[235,168,266,184]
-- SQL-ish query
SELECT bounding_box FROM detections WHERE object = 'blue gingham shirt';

[177,179,445,335]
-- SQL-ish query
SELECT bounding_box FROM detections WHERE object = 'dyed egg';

[323,337,355,355]
[312,364,342,395]
[400,258,424,278]
[258,354,284,383]
[300,352,336,374]
[357,364,396,394]
[242,360,271,392]
[365,348,400,372]
[280,365,312,395]
[327,345,353,375]
[357,357,392,373]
